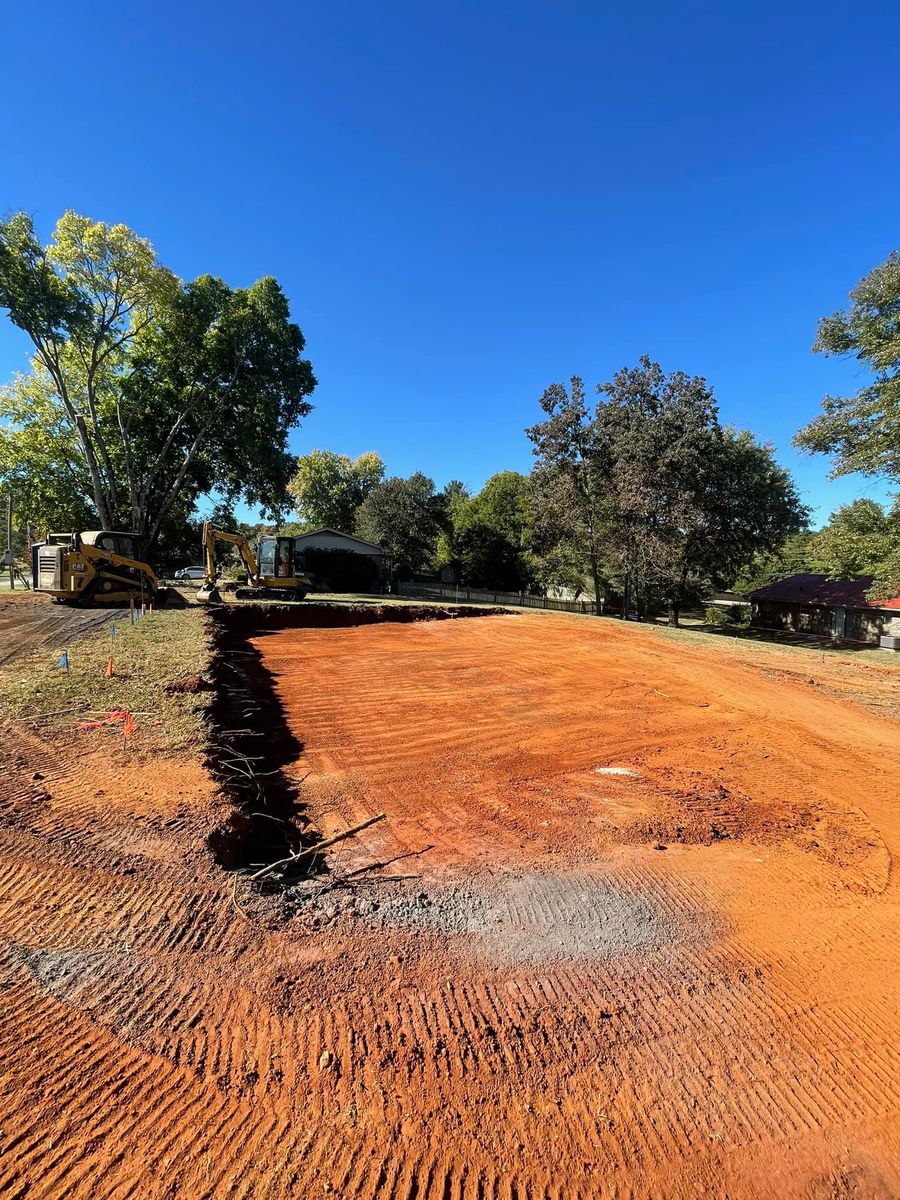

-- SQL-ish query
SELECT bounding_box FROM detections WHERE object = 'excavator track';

[234,586,307,601]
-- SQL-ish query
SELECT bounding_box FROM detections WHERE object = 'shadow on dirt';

[205,611,309,876]
[217,600,509,635]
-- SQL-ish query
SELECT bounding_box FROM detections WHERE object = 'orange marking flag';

[78,709,129,732]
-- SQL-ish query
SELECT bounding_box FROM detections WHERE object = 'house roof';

[749,573,900,611]
[292,528,388,555]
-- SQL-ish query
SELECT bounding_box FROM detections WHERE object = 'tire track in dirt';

[0,611,898,1198]
[246,614,900,1197]
[0,594,125,666]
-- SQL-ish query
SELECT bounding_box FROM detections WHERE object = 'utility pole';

[5,491,14,591]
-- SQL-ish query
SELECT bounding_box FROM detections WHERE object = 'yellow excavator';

[197,523,314,604]
[31,531,165,606]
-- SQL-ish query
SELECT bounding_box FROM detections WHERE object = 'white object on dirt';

[593,766,639,777]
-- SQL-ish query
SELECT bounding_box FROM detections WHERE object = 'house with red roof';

[748,574,900,646]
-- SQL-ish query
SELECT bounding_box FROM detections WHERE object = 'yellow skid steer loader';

[31,531,165,606]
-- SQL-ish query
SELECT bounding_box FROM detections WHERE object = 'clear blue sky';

[2,0,898,525]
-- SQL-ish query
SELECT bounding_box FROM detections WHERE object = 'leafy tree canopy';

[526,465,599,598]
[446,471,533,590]
[731,531,817,595]
[527,377,606,608]
[288,449,384,531]
[355,472,446,579]
[795,251,900,481]
[527,358,808,621]
[441,480,470,520]
[810,497,900,597]
[0,211,315,548]
[0,370,97,540]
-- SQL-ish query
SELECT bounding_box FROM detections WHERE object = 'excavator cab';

[259,536,297,580]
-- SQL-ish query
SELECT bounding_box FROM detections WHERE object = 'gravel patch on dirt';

[352,869,688,966]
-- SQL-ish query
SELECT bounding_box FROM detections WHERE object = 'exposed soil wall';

[204,610,308,870]
[217,599,509,634]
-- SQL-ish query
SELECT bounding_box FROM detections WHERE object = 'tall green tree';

[795,251,900,481]
[0,212,316,547]
[528,358,807,623]
[593,359,721,620]
[355,472,445,579]
[809,498,900,584]
[0,212,175,531]
[593,361,807,623]
[526,377,605,611]
[288,449,384,531]
[446,471,533,590]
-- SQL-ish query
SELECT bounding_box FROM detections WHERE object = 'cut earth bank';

[1,605,899,1199]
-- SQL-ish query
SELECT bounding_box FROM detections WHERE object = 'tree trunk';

[588,545,603,617]
[73,414,114,529]
[670,565,688,630]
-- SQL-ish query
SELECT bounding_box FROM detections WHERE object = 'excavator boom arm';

[201,523,260,583]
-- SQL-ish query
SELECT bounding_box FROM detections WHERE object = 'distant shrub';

[704,605,730,626]
[303,547,382,593]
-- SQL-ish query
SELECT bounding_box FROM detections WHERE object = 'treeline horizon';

[1,212,898,611]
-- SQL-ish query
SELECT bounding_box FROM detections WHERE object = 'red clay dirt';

[1,611,899,1198]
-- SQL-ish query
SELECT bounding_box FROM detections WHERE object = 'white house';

[291,528,385,557]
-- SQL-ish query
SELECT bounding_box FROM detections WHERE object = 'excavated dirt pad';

[1,612,899,1198]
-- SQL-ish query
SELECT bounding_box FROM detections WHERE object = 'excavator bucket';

[196,580,223,604]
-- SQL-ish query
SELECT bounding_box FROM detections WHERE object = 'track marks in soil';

[1,613,899,1198]
[0,595,124,666]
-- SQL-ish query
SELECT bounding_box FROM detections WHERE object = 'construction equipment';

[197,523,313,604]
[31,531,165,606]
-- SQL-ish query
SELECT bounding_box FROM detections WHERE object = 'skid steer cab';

[31,531,165,607]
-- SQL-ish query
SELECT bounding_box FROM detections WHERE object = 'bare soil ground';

[0,591,125,666]
[1,609,899,1198]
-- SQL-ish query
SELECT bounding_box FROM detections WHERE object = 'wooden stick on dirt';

[230,876,250,921]
[248,812,386,883]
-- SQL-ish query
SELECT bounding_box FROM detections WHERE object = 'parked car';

[174,565,206,580]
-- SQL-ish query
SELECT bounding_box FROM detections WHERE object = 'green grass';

[0,607,213,754]
[648,618,897,665]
